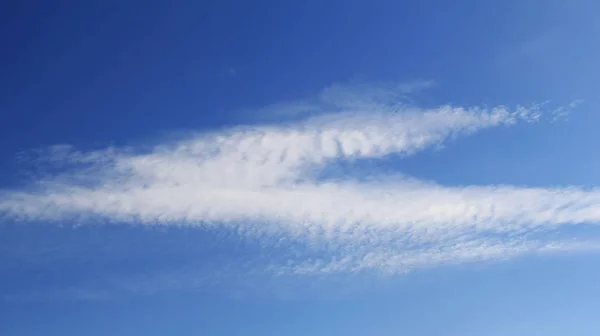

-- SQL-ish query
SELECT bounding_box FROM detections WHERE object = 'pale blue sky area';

[1,1,600,335]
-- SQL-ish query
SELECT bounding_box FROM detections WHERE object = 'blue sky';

[2,1,600,335]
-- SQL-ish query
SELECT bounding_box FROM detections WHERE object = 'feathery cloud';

[0,82,594,277]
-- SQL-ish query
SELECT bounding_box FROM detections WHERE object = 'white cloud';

[248,79,436,121]
[0,82,594,276]
[277,239,600,276]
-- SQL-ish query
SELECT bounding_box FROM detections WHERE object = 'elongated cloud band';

[0,83,595,275]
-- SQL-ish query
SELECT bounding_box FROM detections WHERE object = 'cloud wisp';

[0,83,596,277]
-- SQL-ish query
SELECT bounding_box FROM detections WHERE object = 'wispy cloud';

[0,82,594,279]
[247,79,436,121]
[277,239,600,277]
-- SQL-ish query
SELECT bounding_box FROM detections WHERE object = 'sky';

[1,1,600,335]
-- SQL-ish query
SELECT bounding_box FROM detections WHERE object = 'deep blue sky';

[2,1,600,335]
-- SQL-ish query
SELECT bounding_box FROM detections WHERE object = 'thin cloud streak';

[277,239,600,276]
[0,83,594,276]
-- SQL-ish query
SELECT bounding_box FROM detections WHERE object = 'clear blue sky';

[2,1,600,335]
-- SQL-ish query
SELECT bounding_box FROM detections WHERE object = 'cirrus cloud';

[0,82,595,277]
